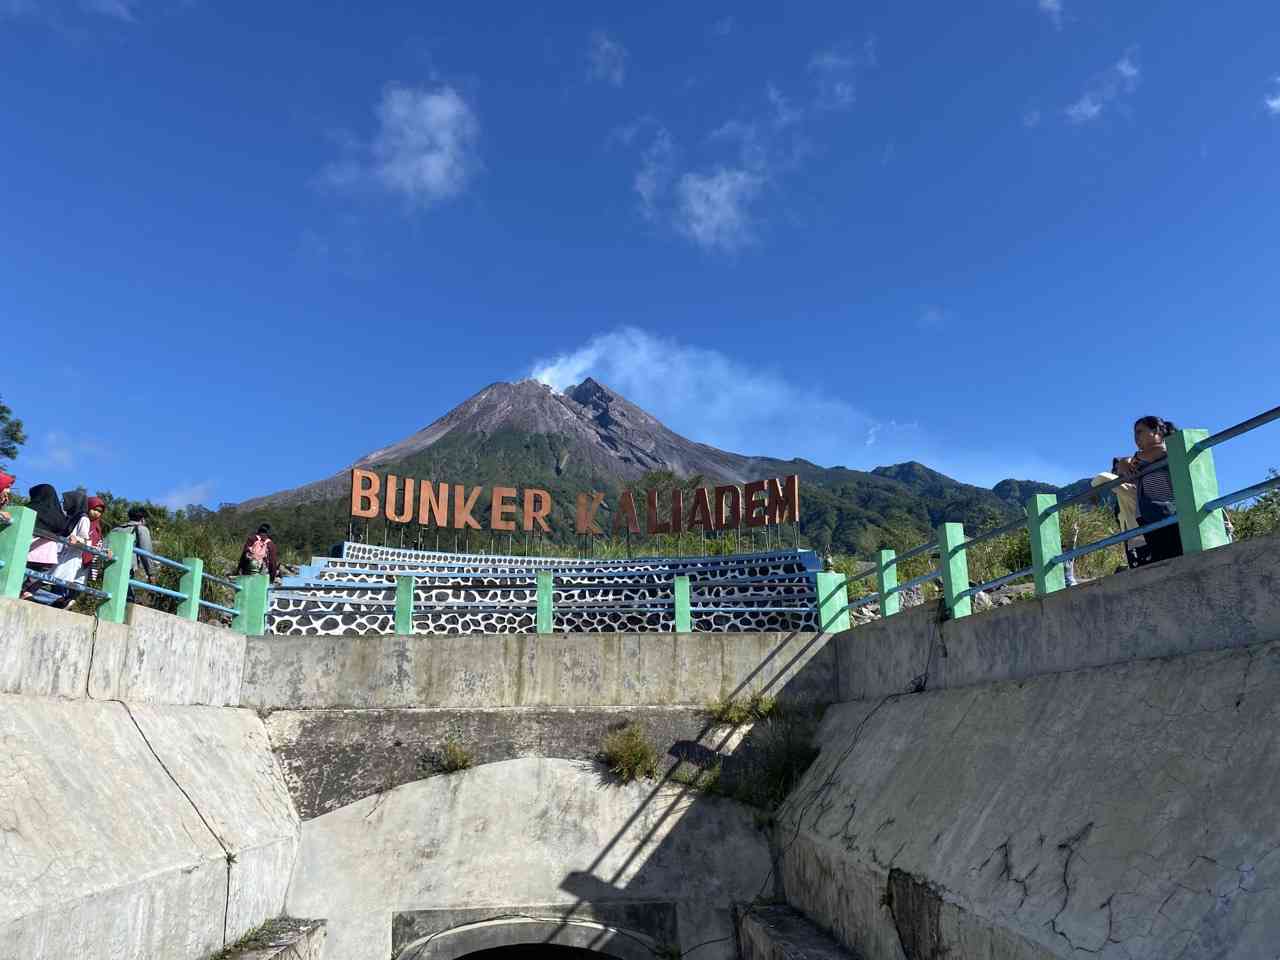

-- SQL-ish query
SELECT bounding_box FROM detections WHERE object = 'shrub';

[704,691,776,726]
[600,723,659,783]
[419,738,473,775]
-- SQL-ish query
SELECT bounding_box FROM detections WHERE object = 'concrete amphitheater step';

[737,904,861,960]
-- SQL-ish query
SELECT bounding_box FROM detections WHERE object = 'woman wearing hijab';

[0,471,14,524]
[24,484,71,601]
[77,496,109,584]
[51,491,91,592]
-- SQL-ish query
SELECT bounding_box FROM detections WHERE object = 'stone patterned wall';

[268,544,820,635]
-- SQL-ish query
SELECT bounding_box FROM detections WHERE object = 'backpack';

[245,535,270,574]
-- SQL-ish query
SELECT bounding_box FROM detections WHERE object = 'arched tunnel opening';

[459,946,623,960]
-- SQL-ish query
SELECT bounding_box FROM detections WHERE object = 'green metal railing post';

[674,575,691,632]
[1166,428,1230,554]
[937,522,972,619]
[99,528,136,624]
[536,570,553,635]
[395,575,414,635]
[233,574,269,637]
[815,570,850,633]
[176,556,204,621]
[1026,494,1066,597]
[876,548,899,618]
[0,505,36,600]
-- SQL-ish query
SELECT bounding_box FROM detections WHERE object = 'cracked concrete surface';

[778,639,1280,959]
[0,695,299,959]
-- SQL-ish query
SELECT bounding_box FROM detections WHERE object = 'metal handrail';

[32,530,112,560]
[958,566,1035,602]
[1045,455,1173,516]
[199,598,238,617]
[884,569,941,597]
[25,568,111,601]
[1050,516,1178,567]
[959,516,1027,552]
[888,540,939,565]
[1192,405,1280,452]
[133,548,190,573]
[203,572,242,592]
[129,579,188,601]
[1204,474,1280,513]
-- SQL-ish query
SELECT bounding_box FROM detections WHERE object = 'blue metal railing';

[822,404,1279,627]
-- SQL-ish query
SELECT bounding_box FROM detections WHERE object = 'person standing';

[237,523,279,581]
[1115,416,1183,564]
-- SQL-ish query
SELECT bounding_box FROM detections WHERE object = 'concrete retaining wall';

[0,695,299,960]
[243,630,834,710]
[778,636,1280,959]
[0,597,245,705]
[835,532,1280,701]
[286,757,774,960]
[266,705,740,819]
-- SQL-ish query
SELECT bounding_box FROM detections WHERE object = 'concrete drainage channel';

[3,531,1280,959]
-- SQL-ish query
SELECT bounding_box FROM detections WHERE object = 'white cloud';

[1038,0,1063,29]
[158,480,216,511]
[24,431,111,471]
[528,328,1080,486]
[634,127,676,220]
[530,328,884,462]
[1265,77,1280,116]
[1023,106,1042,128]
[808,38,875,110]
[588,30,627,87]
[324,84,480,208]
[1065,51,1140,124]
[82,0,136,20]
[675,168,763,252]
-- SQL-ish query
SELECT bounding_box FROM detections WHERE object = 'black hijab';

[62,491,88,534]
[28,484,70,538]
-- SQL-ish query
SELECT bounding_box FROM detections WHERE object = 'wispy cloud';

[588,30,628,87]
[1023,106,1042,128]
[620,46,863,254]
[530,327,885,460]
[82,0,136,20]
[23,431,112,472]
[633,126,676,220]
[1066,51,1141,124]
[527,328,1080,486]
[1038,0,1063,29]
[158,480,216,511]
[808,38,875,110]
[710,16,735,38]
[323,84,480,208]
[674,168,764,252]
[1265,77,1280,117]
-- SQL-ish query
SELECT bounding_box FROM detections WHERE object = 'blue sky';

[2,0,1277,509]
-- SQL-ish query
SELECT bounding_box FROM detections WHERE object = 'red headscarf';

[84,496,106,564]
[0,472,14,494]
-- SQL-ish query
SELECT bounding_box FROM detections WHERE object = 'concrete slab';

[737,904,859,960]
[779,637,1280,959]
[113,604,246,705]
[125,704,300,943]
[0,695,228,959]
[0,597,95,698]
[242,630,834,710]
[285,757,774,960]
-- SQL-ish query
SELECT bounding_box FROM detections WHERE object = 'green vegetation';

[704,691,776,726]
[0,395,25,467]
[600,722,660,783]
[421,738,473,775]
[672,712,820,812]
